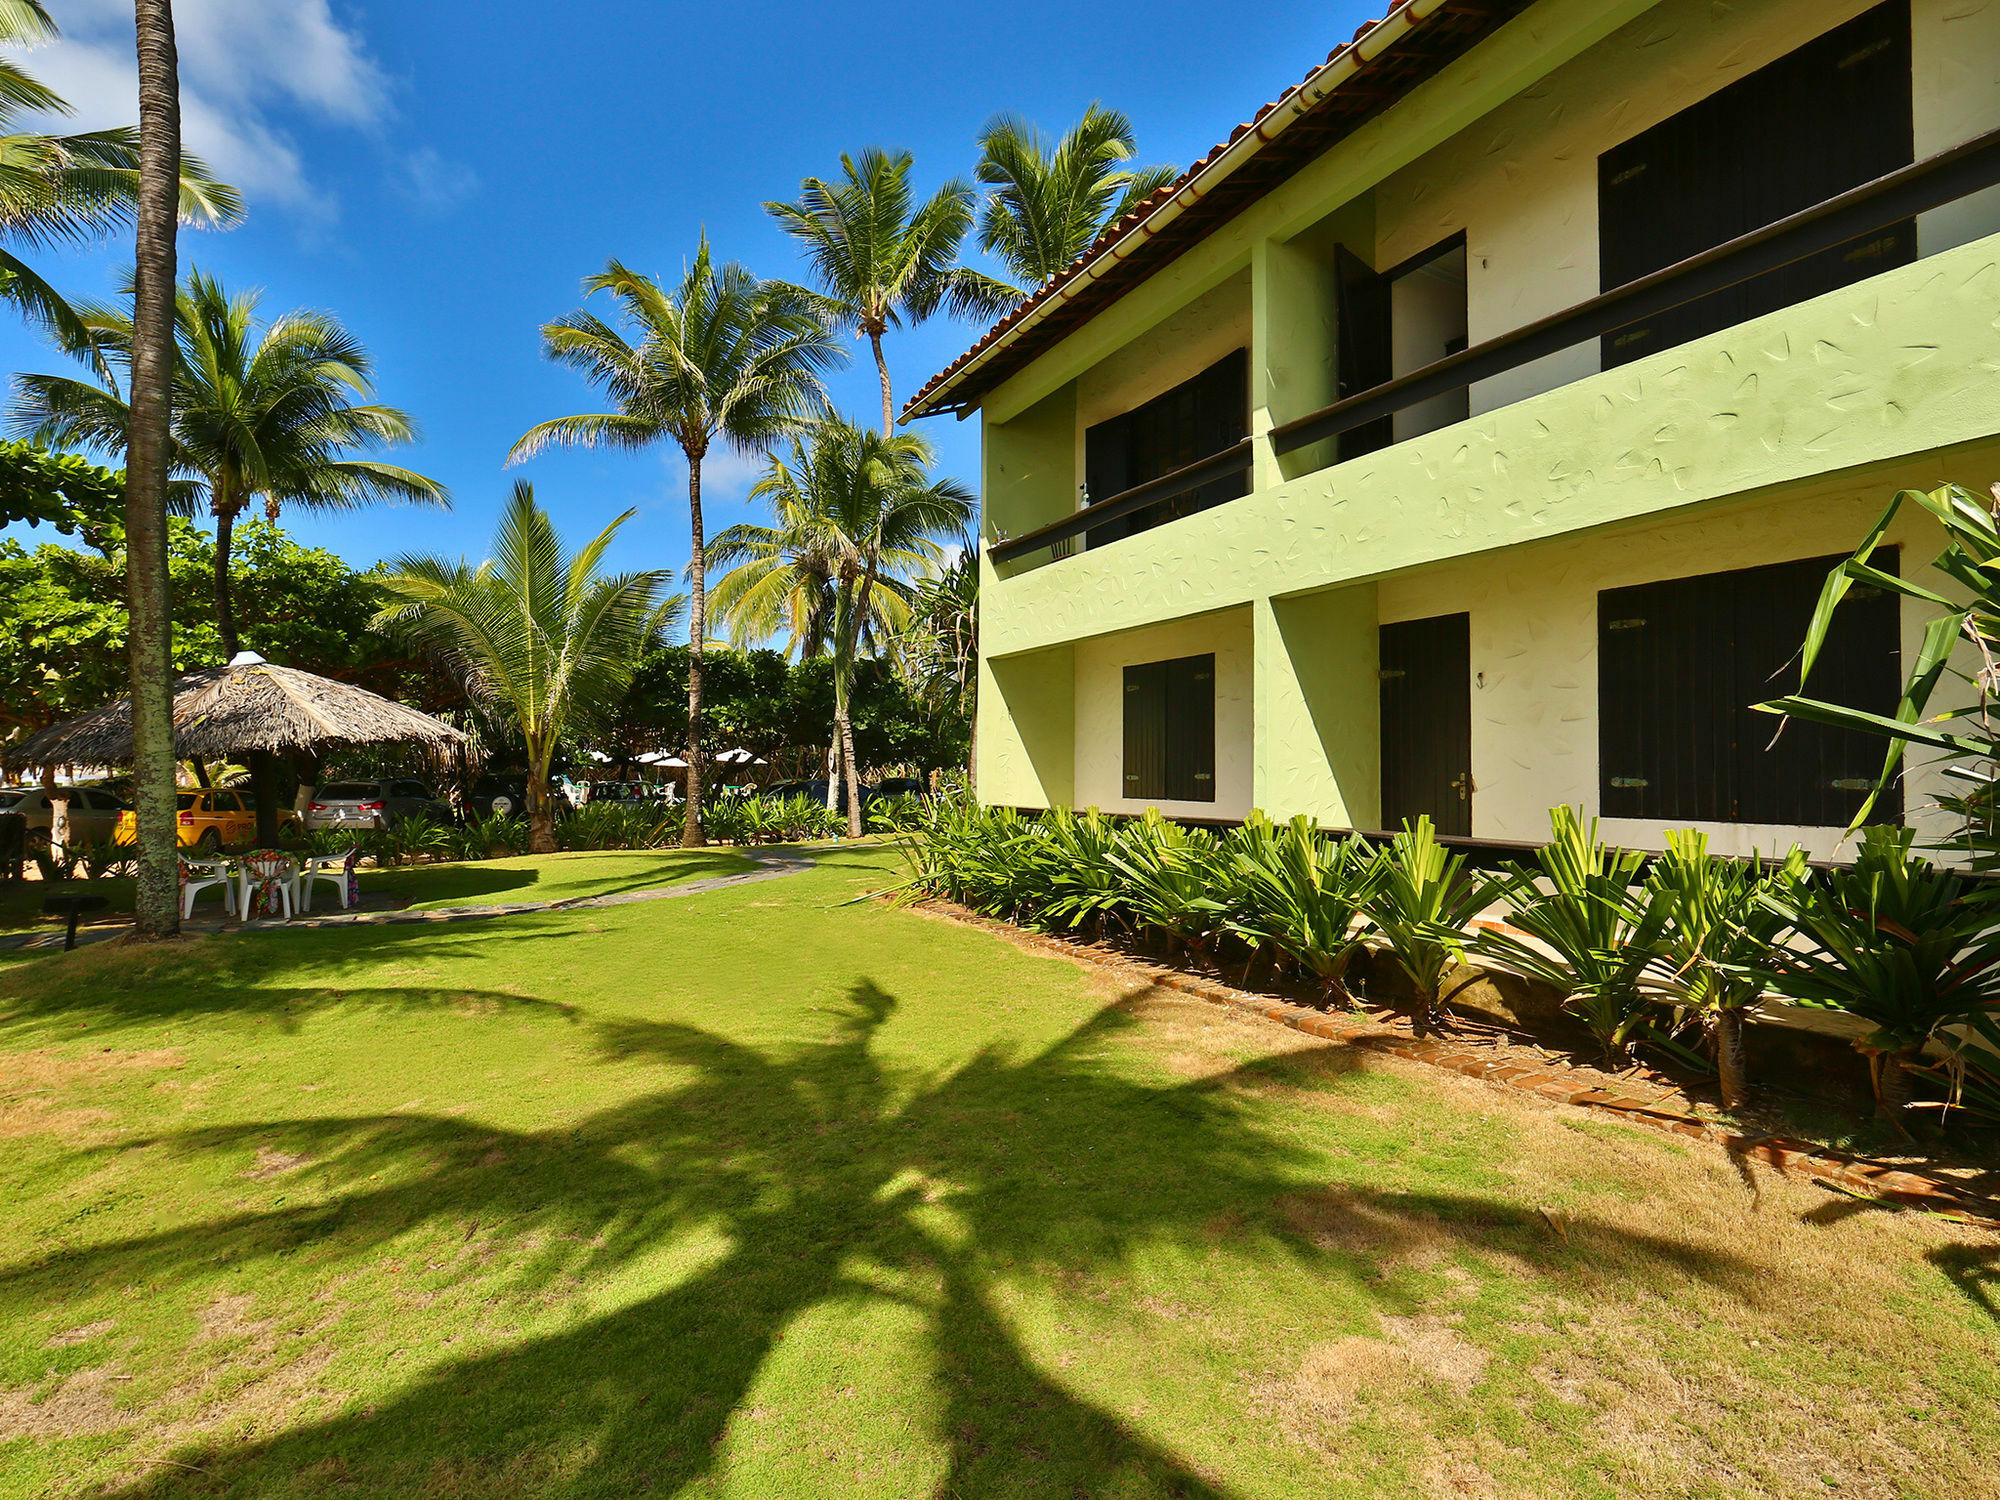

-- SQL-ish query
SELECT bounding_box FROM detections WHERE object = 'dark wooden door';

[1334,245,1393,460]
[1379,613,1472,836]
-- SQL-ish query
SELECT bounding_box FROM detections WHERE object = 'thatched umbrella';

[3,652,467,845]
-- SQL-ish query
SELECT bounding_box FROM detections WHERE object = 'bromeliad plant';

[1647,831,1808,1108]
[1477,807,1681,1066]
[1229,815,1381,1004]
[1364,816,1496,1038]
[1105,810,1237,966]
[1762,825,2000,1125]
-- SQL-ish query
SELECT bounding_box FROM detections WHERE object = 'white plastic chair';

[178,857,238,920]
[236,850,297,921]
[299,847,360,913]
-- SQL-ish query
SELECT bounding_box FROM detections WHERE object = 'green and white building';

[905,0,2000,860]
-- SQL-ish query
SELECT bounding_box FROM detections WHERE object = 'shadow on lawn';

[6,981,1768,1498]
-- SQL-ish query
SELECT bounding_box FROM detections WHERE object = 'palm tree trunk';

[870,329,893,438]
[1715,1007,1752,1111]
[840,559,882,839]
[681,451,708,847]
[527,737,556,855]
[213,501,239,660]
[126,0,183,940]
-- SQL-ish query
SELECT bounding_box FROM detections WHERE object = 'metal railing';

[988,123,2000,569]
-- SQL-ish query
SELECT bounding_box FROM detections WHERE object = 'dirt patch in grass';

[0,1046,183,1138]
[0,1366,130,1440]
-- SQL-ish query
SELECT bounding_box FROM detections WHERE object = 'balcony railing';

[988,123,2000,569]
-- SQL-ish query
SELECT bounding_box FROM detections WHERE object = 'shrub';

[1105,811,1237,966]
[1229,815,1380,1005]
[367,814,449,868]
[1763,825,2000,1125]
[1364,816,1497,1038]
[557,802,676,851]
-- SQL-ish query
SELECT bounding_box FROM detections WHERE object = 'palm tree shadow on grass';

[14,980,1765,1498]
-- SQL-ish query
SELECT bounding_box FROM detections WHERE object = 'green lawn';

[0,845,1993,1498]
[0,848,758,934]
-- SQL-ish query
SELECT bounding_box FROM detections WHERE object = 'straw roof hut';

[2,653,467,771]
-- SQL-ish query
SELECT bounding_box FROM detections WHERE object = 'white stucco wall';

[1373,442,1996,859]
[1072,607,1255,820]
[1368,0,2000,420]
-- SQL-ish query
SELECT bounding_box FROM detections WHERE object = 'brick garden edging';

[917,900,2000,1232]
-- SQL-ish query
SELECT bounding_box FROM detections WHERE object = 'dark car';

[465,775,571,822]
[872,777,927,801]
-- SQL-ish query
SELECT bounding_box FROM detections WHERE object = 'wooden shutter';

[1085,411,1132,549]
[1597,552,1902,825]
[1334,245,1393,460]
[1164,653,1217,803]
[1379,614,1473,835]
[1600,1,1913,367]
[1123,662,1166,801]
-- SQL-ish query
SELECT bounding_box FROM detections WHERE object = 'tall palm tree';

[125,0,187,939]
[511,240,843,846]
[0,1,238,349]
[975,105,1176,292]
[766,147,1015,435]
[372,483,673,855]
[13,269,448,659]
[741,419,971,835]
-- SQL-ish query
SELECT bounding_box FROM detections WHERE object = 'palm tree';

[510,241,842,846]
[14,270,447,659]
[766,147,1016,435]
[372,483,672,855]
[741,419,971,835]
[124,0,188,939]
[974,105,1176,292]
[903,549,978,722]
[0,1,238,349]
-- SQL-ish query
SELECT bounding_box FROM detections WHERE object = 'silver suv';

[305,779,451,831]
[0,786,128,849]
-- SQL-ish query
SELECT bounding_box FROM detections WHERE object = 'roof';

[2,654,468,770]
[902,0,1535,422]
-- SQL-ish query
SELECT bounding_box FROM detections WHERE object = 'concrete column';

[1253,584,1381,829]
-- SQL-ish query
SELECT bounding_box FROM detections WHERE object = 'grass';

[0,843,1992,1498]
[0,848,758,933]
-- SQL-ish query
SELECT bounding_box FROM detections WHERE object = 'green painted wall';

[975,641,1075,808]
[1255,585,1380,827]
[984,382,1076,580]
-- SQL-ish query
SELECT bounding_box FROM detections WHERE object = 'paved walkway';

[0,846,818,953]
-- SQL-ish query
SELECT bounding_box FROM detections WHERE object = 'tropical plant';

[1759,481,2000,865]
[766,147,1015,434]
[372,483,674,855]
[1032,804,1129,939]
[733,420,971,835]
[13,269,447,659]
[513,240,841,846]
[557,801,676,852]
[900,550,978,726]
[0,1,238,348]
[366,813,449,868]
[1105,810,1237,967]
[1477,808,1682,1066]
[1761,825,2000,1125]
[974,105,1176,290]
[1231,816,1382,1006]
[1363,816,1496,1039]
[1646,831,1808,1108]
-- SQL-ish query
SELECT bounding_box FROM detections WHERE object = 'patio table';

[235,852,301,920]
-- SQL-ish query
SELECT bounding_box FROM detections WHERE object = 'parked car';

[463,775,571,822]
[873,777,927,801]
[306,779,452,832]
[114,788,302,852]
[0,785,128,849]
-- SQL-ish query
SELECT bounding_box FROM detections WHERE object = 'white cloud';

[396,146,479,216]
[23,0,391,216]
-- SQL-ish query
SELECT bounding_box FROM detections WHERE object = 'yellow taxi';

[114,789,302,852]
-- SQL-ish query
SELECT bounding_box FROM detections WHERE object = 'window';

[1599,1,1913,368]
[1123,653,1216,803]
[1597,552,1902,827]
[1085,350,1248,548]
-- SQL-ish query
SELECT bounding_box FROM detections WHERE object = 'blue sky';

[2,0,1376,577]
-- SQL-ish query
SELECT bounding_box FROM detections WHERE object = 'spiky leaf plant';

[1364,816,1497,1038]
[1229,815,1381,1006]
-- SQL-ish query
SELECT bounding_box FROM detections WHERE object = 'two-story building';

[906,0,2000,859]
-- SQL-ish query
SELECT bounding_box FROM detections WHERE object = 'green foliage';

[1763,825,2000,1117]
[1105,810,1237,963]
[1364,816,1497,1037]
[366,814,449,868]
[0,441,123,545]
[557,802,681,853]
[1477,808,1682,1064]
[1228,815,1382,1005]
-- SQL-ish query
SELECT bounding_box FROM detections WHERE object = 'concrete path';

[0,846,819,954]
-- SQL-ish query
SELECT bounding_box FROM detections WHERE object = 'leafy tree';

[737,421,969,833]
[974,105,1175,291]
[0,440,124,549]
[512,240,841,845]
[900,549,977,739]
[766,148,1015,434]
[372,483,675,854]
[0,1,238,348]
[14,269,447,658]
